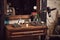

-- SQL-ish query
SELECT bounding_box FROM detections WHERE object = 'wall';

[47,0,60,35]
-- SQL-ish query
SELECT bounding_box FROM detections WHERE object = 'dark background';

[0,0,6,40]
[7,0,36,15]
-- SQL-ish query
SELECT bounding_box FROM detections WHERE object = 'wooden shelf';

[9,15,30,20]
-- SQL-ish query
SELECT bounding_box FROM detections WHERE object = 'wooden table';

[6,24,48,40]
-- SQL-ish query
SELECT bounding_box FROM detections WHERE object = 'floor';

[49,36,60,40]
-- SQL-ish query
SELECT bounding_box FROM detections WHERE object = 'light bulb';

[33,6,37,10]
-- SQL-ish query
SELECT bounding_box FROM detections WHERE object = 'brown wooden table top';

[6,24,48,31]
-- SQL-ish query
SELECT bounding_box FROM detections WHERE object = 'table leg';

[38,35,41,40]
[41,35,46,40]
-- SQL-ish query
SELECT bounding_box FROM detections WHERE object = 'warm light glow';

[41,21,44,24]
[26,24,28,27]
[33,6,37,10]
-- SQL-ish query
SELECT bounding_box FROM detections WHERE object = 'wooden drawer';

[11,30,44,37]
[6,25,47,40]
